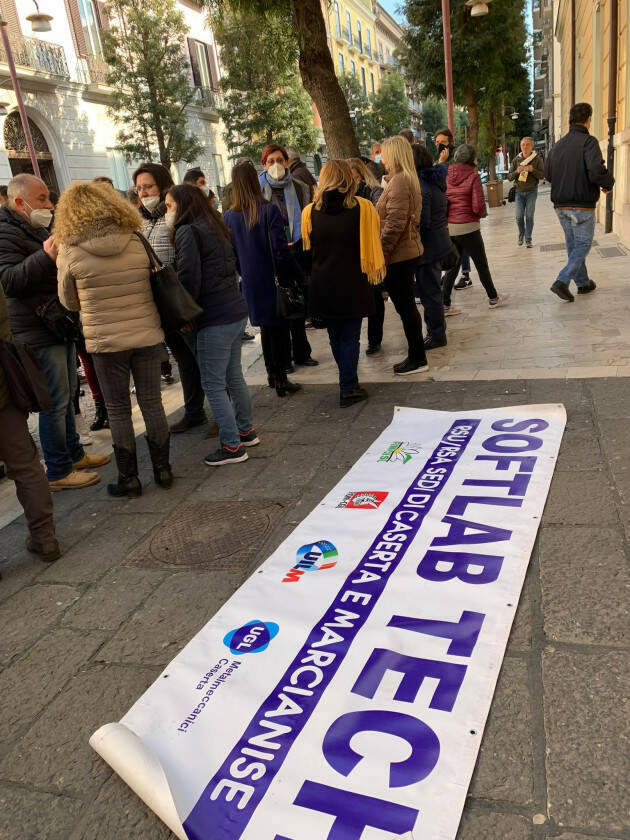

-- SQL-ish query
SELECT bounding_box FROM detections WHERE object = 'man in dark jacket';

[545,102,615,301]
[507,136,545,247]
[0,174,109,490]
[286,148,317,200]
[0,283,60,560]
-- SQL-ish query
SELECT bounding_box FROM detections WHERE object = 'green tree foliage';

[401,0,530,148]
[102,0,204,168]
[203,0,360,157]
[337,73,374,152]
[420,97,468,156]
[213,6,317,161]
[371,72,410,139]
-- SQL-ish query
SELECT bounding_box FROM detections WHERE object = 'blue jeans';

[33,343,84,481]
[326,318,362,393]
[555,208,595,288]
[196,318,253,450]
[515,189,538,242]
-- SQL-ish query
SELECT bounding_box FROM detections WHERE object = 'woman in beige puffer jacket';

[376,135,428,377]
[55,181,171,499]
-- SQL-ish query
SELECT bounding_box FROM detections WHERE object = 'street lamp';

[0,1,55,178]
[465,0,494,16]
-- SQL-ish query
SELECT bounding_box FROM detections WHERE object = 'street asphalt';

[0,377,629,839]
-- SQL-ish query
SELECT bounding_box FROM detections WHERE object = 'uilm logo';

[282,540,338,583]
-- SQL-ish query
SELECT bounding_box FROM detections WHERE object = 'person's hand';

[517,165,525,173]
[43,235,58,262]
[526,165,534,172]
[438,148,450,163]
[602,188,611,194]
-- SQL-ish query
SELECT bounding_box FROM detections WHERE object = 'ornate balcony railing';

[76,55,110,86]
[194,86,224,111]
[0,34,69,78]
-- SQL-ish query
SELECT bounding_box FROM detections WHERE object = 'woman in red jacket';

[442,144,504,310]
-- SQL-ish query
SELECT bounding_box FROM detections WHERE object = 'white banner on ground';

[90,404,566,840]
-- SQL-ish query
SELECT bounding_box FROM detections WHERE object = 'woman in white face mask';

[258,144,318,370]
[133,162,176,385]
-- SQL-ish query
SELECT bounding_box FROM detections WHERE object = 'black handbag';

[265,206,305,320]
[0,339,51,413]
[133,231,203,332]
[441,242,460,270]
[34,298,79,343]
[508,185,516,203]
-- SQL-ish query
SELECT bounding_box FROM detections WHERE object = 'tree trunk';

[464,83,479,148]
[290,0,359,158]
[487,109,497,180]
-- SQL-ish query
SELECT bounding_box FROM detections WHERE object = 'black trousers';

[367,285,385,348]
[165,329,205,418]
[283,317,312,364]
[415,261,446,343]
[442,230,498,306]
[385,258,426,364]
[261,323,289,382]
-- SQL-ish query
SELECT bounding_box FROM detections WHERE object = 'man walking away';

[545,102,614,302]
[286,148,317,200]
[508,136,544,247]
[0,284,60,560]
[0,174,109,491]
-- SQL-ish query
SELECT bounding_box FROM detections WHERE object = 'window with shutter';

[187,37,201,87]
[65,0,88,56]
[0,0,22,34]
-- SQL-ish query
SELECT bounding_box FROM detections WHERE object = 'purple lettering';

[463,471,532,496]
[491,418,549,433]
[322,710,440,786]
[352,648,466,712]
[388,611,485,657]
[418,549,503,584]
[275,781,418,840]
[482,434,543,453]
[476,454,537,472]
[432,515,512,546]
[447,495,523,516]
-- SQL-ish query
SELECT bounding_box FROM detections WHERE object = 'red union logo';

[337,491,389,509]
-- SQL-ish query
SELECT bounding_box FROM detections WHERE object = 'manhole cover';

[125,500,286,571]
[598,246,627,258]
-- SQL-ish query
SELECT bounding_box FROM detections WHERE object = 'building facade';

[532,0,555,152]
[0,0,229,194]
[553,0,630,243]
[323,0,381,96]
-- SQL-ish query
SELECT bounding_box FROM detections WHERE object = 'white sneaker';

[79,434,93,446]
[414,297,421,304]
[444,305,461,316]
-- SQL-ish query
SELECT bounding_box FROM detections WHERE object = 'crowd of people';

[0,100,613,563]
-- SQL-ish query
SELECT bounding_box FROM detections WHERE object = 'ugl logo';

[282,540,338,583]
[223,620,279,655]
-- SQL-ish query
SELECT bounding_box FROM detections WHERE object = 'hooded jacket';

[446,163,487,225]
[417,164,451,265]
[376,171,423,264]
[0,206,67,347]
[57,221,163,354]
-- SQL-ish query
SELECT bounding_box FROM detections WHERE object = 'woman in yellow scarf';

[301,159,385,408]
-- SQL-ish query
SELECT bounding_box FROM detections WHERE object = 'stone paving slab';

[0,379,629,839]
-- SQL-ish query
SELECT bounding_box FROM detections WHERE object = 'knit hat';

[453,143,477,165]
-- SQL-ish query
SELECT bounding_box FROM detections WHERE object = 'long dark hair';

[231,162,266,229]
[166,183,231,242]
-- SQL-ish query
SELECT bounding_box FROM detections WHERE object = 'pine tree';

[213,6,317,161]
[103,0,204,168]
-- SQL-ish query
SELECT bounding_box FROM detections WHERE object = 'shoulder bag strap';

[264,204,279,287]
[133,230,162,271]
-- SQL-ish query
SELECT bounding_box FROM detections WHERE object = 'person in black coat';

[166,184,257,466]
[303,160,384,408]
[0,174,109,491]
[413,145,452,350]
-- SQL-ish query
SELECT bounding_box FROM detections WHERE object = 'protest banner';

[91,404,565,839]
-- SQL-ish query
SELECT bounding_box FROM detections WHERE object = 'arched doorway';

[3,112,60,192]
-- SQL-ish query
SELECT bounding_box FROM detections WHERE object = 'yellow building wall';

[324,0,381,94]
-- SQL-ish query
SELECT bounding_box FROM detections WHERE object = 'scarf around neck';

[518,150,537,182]
[259,170,302,242]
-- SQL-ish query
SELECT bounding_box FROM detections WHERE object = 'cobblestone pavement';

[1,377,629,840]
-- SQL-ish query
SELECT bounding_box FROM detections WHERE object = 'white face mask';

[164,210,177,228]
[25,202,53,229]
[268,162,286,180]
[199,184,210,196]
[141,195,160,211]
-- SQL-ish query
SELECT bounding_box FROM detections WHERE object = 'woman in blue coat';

[413,145,452,350]
[224,162,302,397]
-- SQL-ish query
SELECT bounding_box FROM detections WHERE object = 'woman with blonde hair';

[302,159,385,407]
[347,158,383,206]
[55,181,172,498]
[376,135,428,375]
